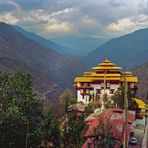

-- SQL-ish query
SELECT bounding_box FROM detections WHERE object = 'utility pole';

[123,67,128,148]
[142,115,148,148]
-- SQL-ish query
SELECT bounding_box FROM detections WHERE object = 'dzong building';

[74,59,138,105]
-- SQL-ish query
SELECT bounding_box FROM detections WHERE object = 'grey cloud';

[108,0,126,7]
[2,0,148,38]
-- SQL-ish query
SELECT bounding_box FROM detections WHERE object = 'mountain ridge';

[85,28,148,69]
[12,25,73,55]
[0,22,88,103]
[50,35,108,56]
[133,61,148,102]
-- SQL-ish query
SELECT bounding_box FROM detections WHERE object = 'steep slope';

[51,35,108,56]
[133,61,148,103]
[85,28,148,69]
[0,22,88,103]
[12,25,71,54]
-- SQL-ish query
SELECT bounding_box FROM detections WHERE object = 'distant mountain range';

[50,36,108,56]
[0,22,88,103]
[12,25,72,54]
[0,22,148,102]
[85,28,148,70]
[14,24,148,70]
[12,26,108,56]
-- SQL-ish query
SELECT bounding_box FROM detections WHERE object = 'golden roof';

[92,59,122,71]
[74,77,121,82]
[133,98,146,109]
[120,77,138,82]
[74,77,92,82]
[122,72,132,76]
[74,59,138,83]
[84,72,121,77]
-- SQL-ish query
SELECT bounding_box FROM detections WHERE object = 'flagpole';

[123,66,128,148]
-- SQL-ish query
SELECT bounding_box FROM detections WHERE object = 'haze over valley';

[0,0,148,102]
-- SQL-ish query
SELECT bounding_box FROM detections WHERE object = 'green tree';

[42,110,61,148]
[85,103,94,117]
[112,87,124,109]
[104,100,114,109]
[0,71,43,148]
[62,112,85,148]
[60,90,86,148]
[111,86,138,110]
[59,89,77,114]
[94,118,114,148]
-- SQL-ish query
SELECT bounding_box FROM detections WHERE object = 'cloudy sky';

[0,0,148,38]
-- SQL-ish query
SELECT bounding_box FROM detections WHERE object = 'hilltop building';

[74,59,138,105]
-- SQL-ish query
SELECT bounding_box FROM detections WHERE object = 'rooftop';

[74,59,138,83]
[82,108,136,148]
[92,59,122,71]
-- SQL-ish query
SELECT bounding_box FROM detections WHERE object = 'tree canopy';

[0,71,43,148]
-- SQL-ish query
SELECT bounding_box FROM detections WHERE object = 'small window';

[101,83,104,87]
[107,83,110,87]
[82,95,84,99]
[84,83,88,87]
[86,89,89,94]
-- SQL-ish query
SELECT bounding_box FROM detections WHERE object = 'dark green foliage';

[0,72,87,148]
[42,110,61,148]
[62,112,85,148]
[112,86,124,109]
[60,90,86,148]
[111,85,139,110]
[0,71,43,148]
[104,100,114,109]
[85,103,94,117]
[59,89,77,114]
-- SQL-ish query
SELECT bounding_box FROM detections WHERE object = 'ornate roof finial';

[103,58,110,63]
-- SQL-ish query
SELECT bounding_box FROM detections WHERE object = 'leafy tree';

[94,118,114,148]
[42,110,61,148]
[59,89,77,115]
[111,85,138,110]
[59,90,86,148]
[104,100,114,109]
[112,87,124,109]
[85,103,94,117]
[0,71,43,148]
[62,112,85,148]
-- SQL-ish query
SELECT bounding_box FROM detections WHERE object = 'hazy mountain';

[12,25,72,54]
[85,28,148,69]
[51,35,108,56]
[0,22,88,103]
[133,61,148,102]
